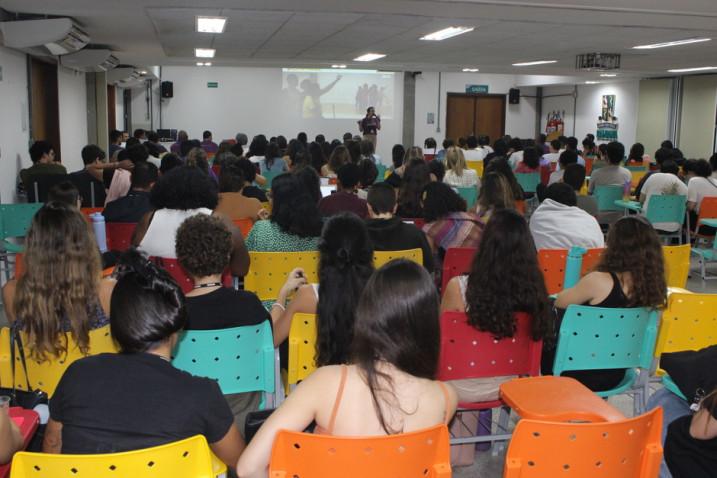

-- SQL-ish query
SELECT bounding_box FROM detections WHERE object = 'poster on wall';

[597,94,618,141]
[545,110,565,141]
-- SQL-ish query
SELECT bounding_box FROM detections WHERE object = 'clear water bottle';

[91,212,108,253]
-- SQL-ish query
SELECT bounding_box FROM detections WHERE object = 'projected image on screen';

[282,68,394,120]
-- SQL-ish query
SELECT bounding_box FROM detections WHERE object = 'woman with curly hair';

[441,208,551,402]
[396,158,431,218]
[550,215,667,391]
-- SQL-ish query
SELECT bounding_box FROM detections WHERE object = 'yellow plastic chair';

[0,326,119,398]
[285,313,317,393]
[373,248,423,269]
[10,435,226,478]
[466,160,484,179]
[244,251,319,301]
[662,244,690,288]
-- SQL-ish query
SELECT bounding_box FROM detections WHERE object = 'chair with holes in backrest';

[232,218,254,238]
[9,435,226,478]
[373,248,423,269]
[537,249,568,295]
[0,326,119,399]
[580,248,603,276]
[466,160,484,179]
[692,196,717,241]
[503,407,662,478]
[0,203,43,258]
[268,425,451,478]
[553,305,659,415]
[172,321,280,408]
[692,231,717,280]
[644,194,687,244]
[285,313,317,394]
[437,312,542,445]
[150,257,233,295]
[594,185,624,212]
[516,173,541,194]
[662,245,690,288]
[441,247,477,292]
[106,222,137,253]
[456,187,478,209]
[245,252,320,302]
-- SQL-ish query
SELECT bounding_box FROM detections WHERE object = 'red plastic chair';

[441,247,477,292]
[150,257,232,294]
[515,200,526,215]
[0,408,40,478]
[106,222,137,252]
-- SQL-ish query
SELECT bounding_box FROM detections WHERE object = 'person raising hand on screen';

[359,106,381,150]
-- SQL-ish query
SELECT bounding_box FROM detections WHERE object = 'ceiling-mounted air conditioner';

[0,18,90,56]
[60,49,119,72]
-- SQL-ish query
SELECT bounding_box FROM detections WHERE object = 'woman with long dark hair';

[259,141,288,175]
[321,145,350,178]
[236,260,457,477]
[396,158,431,218]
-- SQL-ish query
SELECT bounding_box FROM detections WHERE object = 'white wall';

[57,66,88,173]
[0,46,29,203]
[679,75,717,159]
[636,78,672,157]
[414,72,538,146]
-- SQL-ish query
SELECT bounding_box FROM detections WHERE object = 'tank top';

[139,208,212,258]
[587,272,629,308]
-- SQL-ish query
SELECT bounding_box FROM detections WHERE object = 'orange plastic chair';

[233,218,254,238]
[106,222,136,252]
[440,247,477,292]
[503,408,662,478]
[537,248,603,295]
[693,196,717,240]
[269,425,451,478]
[515,200,526,215]
[584,156,594,176]
[580,247,603,275]
[80,207,104,221]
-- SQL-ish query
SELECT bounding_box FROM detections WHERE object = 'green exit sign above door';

[207,82,219,88]
[465,84,488,94]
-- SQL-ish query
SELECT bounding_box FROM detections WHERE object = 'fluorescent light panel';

[331,64,347,69]
[633,37,710,49]
[462,68,479,72]
[600,73,617,77]
[420,26,474,41]
[512,60,557,66]
[196,62,212,66]
[195,48,215,58]
[197,16,227,33]
[667,66,717,73]
[585,81,600,84]
[354,53,385,62]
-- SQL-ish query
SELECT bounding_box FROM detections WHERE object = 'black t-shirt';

[665,410,717,478]
[50,353,234,454]
[243,186,268,202]
[69,170,107,208]
[103,190,152,223]
[185,287,270,330]
[365,217,434,272]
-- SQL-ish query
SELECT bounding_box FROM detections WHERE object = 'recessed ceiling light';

[600,73,617,77]
[196,61,212,66]
[196,62,204,66]
[420,26,474,41]
[197,16,227,33]
[331,64,347,69]
[139,70,147,75]
[585,81,600,84]
[462,68,479,72]
[354,53,386,62]
[633,38,710,49]
[667,66,717,73]
[195,48,215,58]
[512,60,558,67]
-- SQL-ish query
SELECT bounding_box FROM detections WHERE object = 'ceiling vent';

[575,53,621,71]
[60,49,118,72]
[0,18,90,56]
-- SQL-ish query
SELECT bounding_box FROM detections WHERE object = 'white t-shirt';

[641,173,688,232]
[463,148,486,161]
[529,199,605,251]
[444,169,479,188]
[687,176,717,213]
[508,150,523,170]
[542,152,560,164]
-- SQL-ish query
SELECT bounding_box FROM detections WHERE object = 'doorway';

[107,85,116,132]
[446,93,506,144]
[29,58,61,161]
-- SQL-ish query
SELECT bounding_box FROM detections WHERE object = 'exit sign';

[465,84,489,94]
[207,82,219,88]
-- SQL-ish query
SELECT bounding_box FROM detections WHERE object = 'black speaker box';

[161,81,174,98]
[509,88,520,104]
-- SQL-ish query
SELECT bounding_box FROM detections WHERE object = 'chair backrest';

[80,207,104,220]
[106,222,137,252]
[456,186,478,208]
[580,247,603,275]
[503,408,662,478]
[373,248,423,269]
[0,203,43,241]
[515,200,526,215]
[584,156,593,176]
[537,249,568,295]
[515,172,541,193]
[653,292,717,363]
[630,170,648,189]
[287,313,317,389]
[0,326,119,398]
[150,257,232,294]
[594,185,624,212]
[245,251,319,301]
[375,164,387,182]
[626,165,648,172]
[441,247,477,292]
[437,312,542,382]
[172,321,275,395]
[466,160,484,179]
[662,245,690,288]
[232,218,254,238]
[695,197,717,236]
[26,175,70,203]
[553,306,659,378]
[9,435,226,478]
[644,194,686,225]
[260,170,281,190]
[269,425,451,478]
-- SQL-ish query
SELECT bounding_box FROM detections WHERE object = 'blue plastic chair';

[644,194,687,244]
[594,185,624,212]
[515,173,541,194]
[172,321,280,407]
[455,186,478,208]
[553,305,659,415]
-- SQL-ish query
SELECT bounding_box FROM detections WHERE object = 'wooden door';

[107,85,116,131]
[30,58,61,161]
[446,93,506,143]
[475,96,506,144]
[446,95,476,141]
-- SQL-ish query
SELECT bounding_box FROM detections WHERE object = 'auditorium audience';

[443,146,479,188]
[640,159,687,233]
[359,139,380,164]
[235,158,268,202]
[686,158,717,222]
[108,129,124,159]
[485,158,524,203]
[68,144,107,207]
[396,158,431,218]
[635,147,676,198]
[318,164,369,218]
[356,157,378,199]
[103,161,158,223]
[170,130,188,154]
[236,259,457,477]
[159,153,183,175]
[293,165,322,204]
[507,138,524,169]
[514,146,541,173]
[106,144,149,205]
[541,139,561,166]
[48,181,81,208]
[627,142,649,166]
[385,143,407,188]
[549,150,579,185]
[215,155,265,221]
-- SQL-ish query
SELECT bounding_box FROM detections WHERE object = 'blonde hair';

[445,146,467,176]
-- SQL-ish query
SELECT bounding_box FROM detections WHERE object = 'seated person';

[514,146,541,173]
[443,147,479,188]
[176,215,270,436]
[686,158,717,233]
[588,141,631,194]
[236,260,457,477]
[318,163,369,218]
[69,144,108,207]
[548,150,578,185]
[562,163,598,216]
[43,249,243,468]
[396,158,431,218]
[364,183,434,272]
[640,159,687,233]
[48,181,81,209]
[529,183,604,250]
[0,411,23,465]
[237,157,268,202]
[214,155,265,221]
[20,141,66,193]
[106,144,149,205]
[356,158,378,200]
[103,161,158,223]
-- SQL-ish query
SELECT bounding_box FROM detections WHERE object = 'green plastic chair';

[0,203,44,253]
[260,170,282,191]
[594,185,624,212]
[456,186,478,208]
[172,321,280,407]
[644,194,687,244]
[515,172,541,194]
[553,305,659,415]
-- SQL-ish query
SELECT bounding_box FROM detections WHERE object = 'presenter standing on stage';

[358,106,381,150]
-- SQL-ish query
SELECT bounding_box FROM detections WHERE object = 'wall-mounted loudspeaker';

[161,81,174,98]
[508,88,520,104]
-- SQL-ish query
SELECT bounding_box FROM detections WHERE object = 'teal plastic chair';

[553,305,659,415]
[644,194,687,244]
[172,321,280,407]
[260,170,282,190]
[626,165,647,172]
[0,203,44,253]
[456,186,478,208]
[692,234,717,280]
[375,164,387,182]
[515,173,541,194]
[594,185,624,212]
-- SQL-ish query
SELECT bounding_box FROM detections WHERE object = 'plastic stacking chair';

[9,435,226,478]
[172,321,279,407]
[0,326,119,398]
[466,160,484,179]
[552,305,659,415]
[515,173,541,194]
[244,252,319,301]
[456,186,478,208]
[537,249,568,295]
[80,207,104,221]
[630,169,649,191]
[150,257,232,294]
[373,248,423,269]
[232,218,254,238]
[375,163,387,182]
[503,408,662,478]
[692,232,717,280]
[0,203,43,254]
[286,313,317,393]
[515,200,526,215]
[644,194,687,244]
[662,245,690,288]
[106,222,137,252]
[692,196,717,241]
[269,425,451,478]
[594,185,624,212]
[441,247,477,292]
[260,170,282,190]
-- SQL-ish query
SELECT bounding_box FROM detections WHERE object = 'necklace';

[193,282,222,289]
